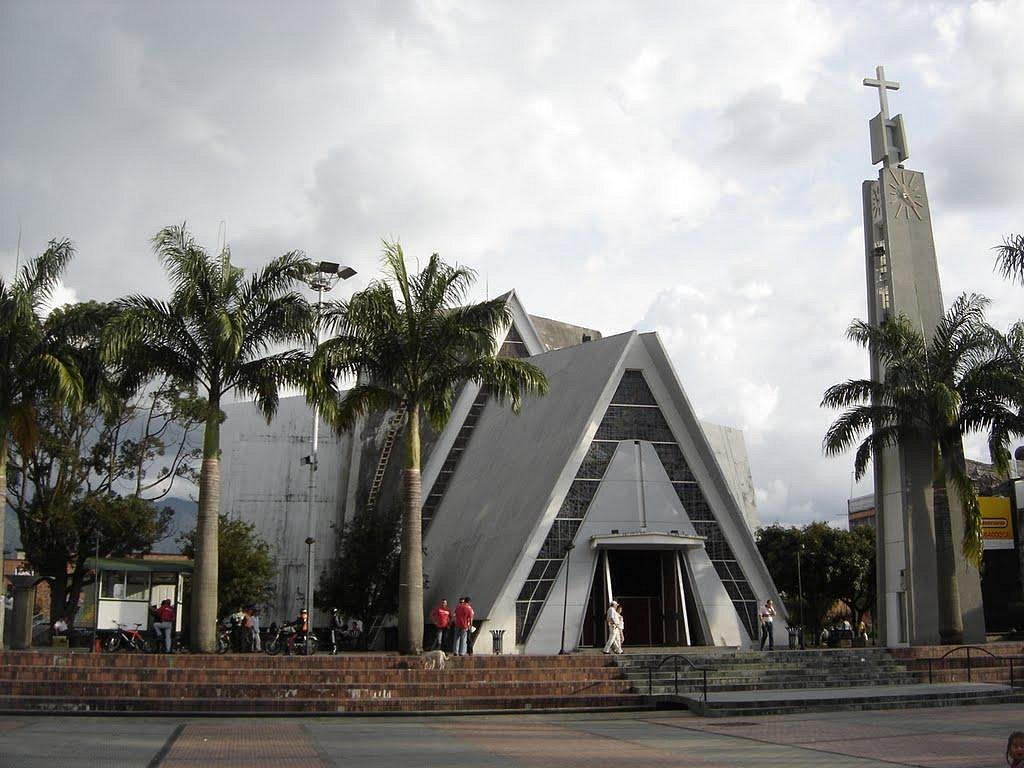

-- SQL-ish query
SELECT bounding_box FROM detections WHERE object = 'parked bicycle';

[104,621,158,653]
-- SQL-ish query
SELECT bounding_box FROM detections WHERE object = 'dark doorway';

[581,549,698,647]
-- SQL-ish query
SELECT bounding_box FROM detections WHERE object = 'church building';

[218,291,786,653]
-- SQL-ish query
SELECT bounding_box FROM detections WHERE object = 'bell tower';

[861,66,984,645]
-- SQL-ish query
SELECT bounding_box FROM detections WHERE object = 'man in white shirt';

[603,600,624,654]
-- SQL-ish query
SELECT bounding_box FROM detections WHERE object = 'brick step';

[640,666,915,678]
[648,677,922,695]
[0,678,634,700]
[0,692,647,715]
[3,667,624,685]
[0,652,615,671]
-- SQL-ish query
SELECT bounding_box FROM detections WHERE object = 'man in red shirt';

[430,599,452,651]
[153,599,175,653]
[453,596,474,656]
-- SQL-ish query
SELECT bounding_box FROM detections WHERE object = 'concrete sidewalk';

[0,702,1020,767]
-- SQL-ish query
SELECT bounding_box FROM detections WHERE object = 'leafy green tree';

[7,299,202,625]
[0,239,84,643]
[832,524,877,628]
[317,503,402,634]
[180,514,275,617]
[9,379,201,625]
[821,293,1016,642]
[309,242,548,653]
[105,224,312,650]
[756,522,876,639]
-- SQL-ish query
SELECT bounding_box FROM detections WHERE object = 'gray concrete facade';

[217,292,780,648]
[861,67,984,646]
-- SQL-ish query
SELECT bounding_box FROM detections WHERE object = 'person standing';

[759,599,776,651]
[453,596,475,656]
[287,608,309,654]
[249,606,262,652]
[329,608,343,654]
[153,599,175,653]
[430,599,452,651]
[603,600,623,654]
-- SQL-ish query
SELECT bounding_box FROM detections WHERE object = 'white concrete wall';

[219,396,353,627]
[701,421,759,533]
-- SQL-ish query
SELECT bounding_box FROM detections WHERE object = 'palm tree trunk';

[398,405,424,655]
[933,448,964,644]
[191,410,221,652]
[0,430,7,648]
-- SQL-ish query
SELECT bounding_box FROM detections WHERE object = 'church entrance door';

[581,549,699,647]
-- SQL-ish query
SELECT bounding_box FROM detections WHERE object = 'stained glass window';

[515,368,761,644]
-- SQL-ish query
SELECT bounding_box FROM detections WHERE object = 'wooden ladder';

[365,406,406,513]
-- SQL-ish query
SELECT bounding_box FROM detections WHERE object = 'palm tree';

[821,293,1017,643]
[310,242,549,654]
[994,233,1024,285]
[0,239,84,644]
[105,224,313,652]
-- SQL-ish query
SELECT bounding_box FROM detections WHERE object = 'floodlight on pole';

[304,536,315,656]
[797,542,805,648]
[303,260,356,649]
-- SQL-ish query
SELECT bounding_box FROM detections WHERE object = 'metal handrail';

[645,654,712,702]
[921,645,1023,686]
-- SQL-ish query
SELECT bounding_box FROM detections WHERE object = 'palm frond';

[17,238,75,311]
[323,383,401,434]
[993,233,1024,286]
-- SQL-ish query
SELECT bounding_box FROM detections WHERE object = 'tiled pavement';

[0,704,1020,767]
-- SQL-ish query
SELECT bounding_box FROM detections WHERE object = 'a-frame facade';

[422,330,785,653]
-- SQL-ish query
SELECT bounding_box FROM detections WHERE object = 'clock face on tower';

[870,182,883,226]
[886,168,926,221]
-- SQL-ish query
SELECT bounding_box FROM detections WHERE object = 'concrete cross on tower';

[863,65,900,121]
[863,65,908,167]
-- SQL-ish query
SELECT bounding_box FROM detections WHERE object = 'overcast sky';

[3,1,1024,528]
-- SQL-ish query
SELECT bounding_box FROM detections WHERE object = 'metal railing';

[645,654,712,701]
[922,645,1023,686]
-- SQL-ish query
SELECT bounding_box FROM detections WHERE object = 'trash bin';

[787,626,800,650]
[490,629,505,655]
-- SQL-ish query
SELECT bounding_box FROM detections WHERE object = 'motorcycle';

[216,625,231,654]
[264,622,318,655]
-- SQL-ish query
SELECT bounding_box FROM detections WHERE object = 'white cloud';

[3,0,1024,530]
[43,282,78,316]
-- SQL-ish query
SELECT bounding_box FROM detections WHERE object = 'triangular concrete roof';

[423,331,635,615]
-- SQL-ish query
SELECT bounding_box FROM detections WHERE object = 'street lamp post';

[302,261,356,653]
[558,542,576,655]
[92,531,101,652]
[796,543,805,649]
[305,536,315,655]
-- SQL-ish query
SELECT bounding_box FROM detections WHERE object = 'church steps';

[0,651,647,715]
[0,678,634,700]
[0,651,617,670]
[2,667,625,685]
[0,692,645,715]
[612,648,1023,714]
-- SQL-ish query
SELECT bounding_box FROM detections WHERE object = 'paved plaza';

[0,703,1021,767]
